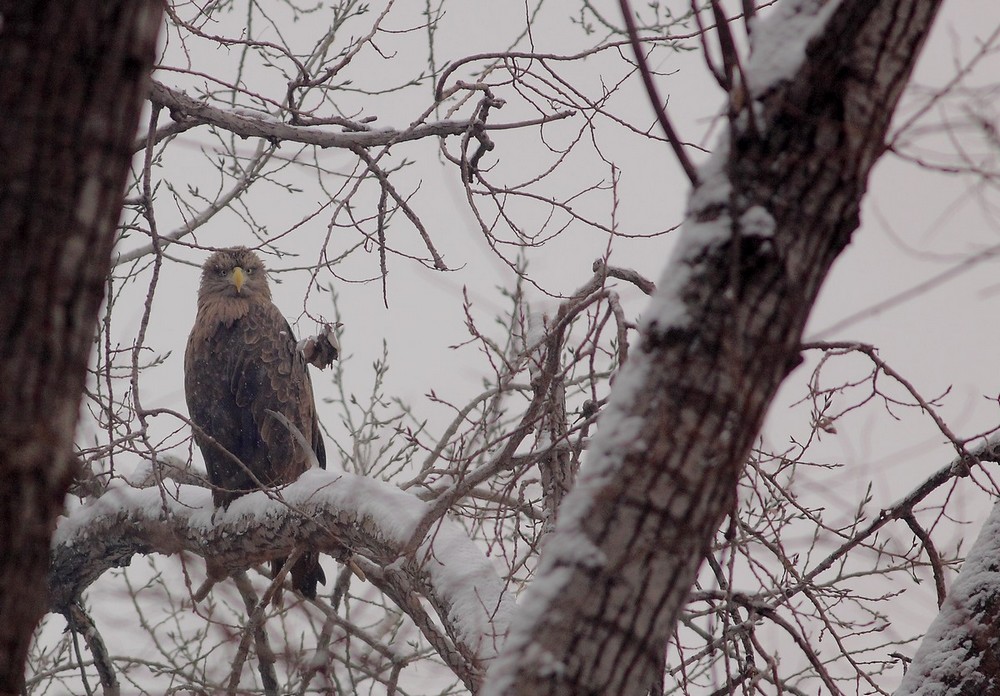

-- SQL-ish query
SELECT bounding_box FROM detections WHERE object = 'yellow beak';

[231,266,246,293]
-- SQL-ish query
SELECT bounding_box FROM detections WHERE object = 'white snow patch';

[232,106,281,123]
[526,306,554,350]
[740,205,775,238]
[685,143,732,217]
[634,136,733,334]
[482,564,576,696]
[554,528,607,570]
[125,459,156,487]
[124,454,194,488]
[745,0,842,96]
[74,174,103,227]
[525,306,555,381]
[559,410,644,527]
[215,470,425,544]
[53,481,216,546]
[414,518,513,660]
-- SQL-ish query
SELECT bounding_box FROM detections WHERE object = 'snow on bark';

[745,0,843,96]
[50,470,512,665]
[895,499,1000,696]
[483,132,739,696]
[484,1,943,693]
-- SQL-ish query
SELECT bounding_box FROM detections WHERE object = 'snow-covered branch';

[896,499,1000,695]
[49,471,513,682]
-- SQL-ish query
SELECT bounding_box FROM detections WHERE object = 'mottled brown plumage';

[184,247,326,598]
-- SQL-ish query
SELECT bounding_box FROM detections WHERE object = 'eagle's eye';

[217,269,228,278]
[245,268,254,275]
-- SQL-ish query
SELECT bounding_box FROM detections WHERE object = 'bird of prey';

[184,246,326,598]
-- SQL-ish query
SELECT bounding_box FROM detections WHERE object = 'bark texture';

[483,1,943,694]
[0,2,162,692]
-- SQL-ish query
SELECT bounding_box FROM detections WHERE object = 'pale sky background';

[71,0,1000,689]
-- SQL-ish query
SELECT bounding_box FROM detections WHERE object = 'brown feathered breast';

[184,246,326,597]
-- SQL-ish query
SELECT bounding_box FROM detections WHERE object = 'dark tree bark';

[0,2,163,692]
[483,1,943,694]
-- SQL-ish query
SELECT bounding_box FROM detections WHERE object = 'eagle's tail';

[270,553,326,600]
[291,552,327,600]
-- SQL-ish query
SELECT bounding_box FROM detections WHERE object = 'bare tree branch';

[618,0,700,186]
[149,80,574,150]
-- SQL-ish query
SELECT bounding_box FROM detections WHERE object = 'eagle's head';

[198,247,272,304]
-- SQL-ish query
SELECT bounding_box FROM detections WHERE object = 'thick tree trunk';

[0,2,162,692]
[483,1,942,694]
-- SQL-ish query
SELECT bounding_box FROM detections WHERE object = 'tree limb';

[49,472,513,681]
[149,80,573,150]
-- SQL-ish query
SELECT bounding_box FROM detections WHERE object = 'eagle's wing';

[240,304,325,476]
[244,305,329,597]
[185,302,325,508]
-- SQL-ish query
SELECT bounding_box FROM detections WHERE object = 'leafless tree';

[7,0,1000,695]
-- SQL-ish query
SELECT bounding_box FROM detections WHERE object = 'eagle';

[184,246,326,598]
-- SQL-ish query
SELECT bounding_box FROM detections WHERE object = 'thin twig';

[617,0,700,186]
[903,513,948,608]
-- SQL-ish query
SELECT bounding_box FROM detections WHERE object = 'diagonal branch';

[65,602,118,696]
[482,2,944,694]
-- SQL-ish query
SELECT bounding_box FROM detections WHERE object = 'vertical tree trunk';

[483,1,942,694]
[0,2,162,692]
